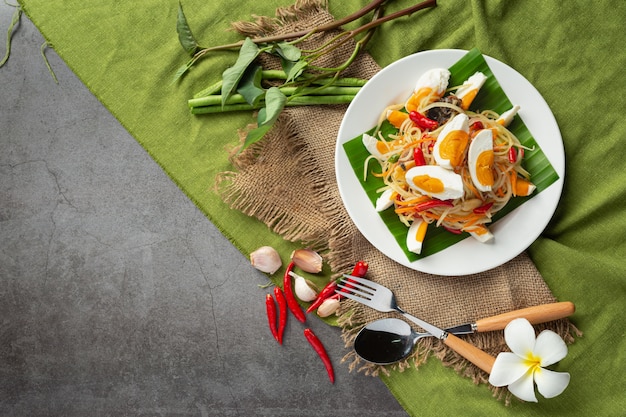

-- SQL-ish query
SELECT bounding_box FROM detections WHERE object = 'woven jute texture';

[216,0,578,392]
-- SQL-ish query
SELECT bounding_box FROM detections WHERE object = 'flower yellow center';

[523,353,542,372]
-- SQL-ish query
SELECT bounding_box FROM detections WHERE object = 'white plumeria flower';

[488,318,570,402]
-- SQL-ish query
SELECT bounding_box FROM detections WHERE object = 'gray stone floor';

[0,5,407,416]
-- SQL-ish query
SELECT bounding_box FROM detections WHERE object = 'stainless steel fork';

[337,274,496,373]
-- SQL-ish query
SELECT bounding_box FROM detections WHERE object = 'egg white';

[432,113,470,169]
[468,129,494,192]
[405,165,464,200]
[406,218,428,254]
[414,68,450,96]
[496,105,521,127]
[362,133,388,160]
[468,226,494,243]
[375,188,394,212]
[455,71,487,109]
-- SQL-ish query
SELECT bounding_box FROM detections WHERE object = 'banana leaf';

[342,48,559,261]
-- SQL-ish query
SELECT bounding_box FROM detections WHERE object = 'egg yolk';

[387,110,409,128]
[413,221,428,242]
[514,177,534,196]
[439,130,469,167]
[412,175,445,194]
[470,225,489,235]
[475,150,495,186]
[376,140,390,154]
[405,87,433,112]
[461,89,478,109]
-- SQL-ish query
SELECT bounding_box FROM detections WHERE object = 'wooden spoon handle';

[475,302,575,333]
[444,333,495,374]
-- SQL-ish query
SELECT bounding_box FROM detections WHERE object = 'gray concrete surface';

[0,5,408,416]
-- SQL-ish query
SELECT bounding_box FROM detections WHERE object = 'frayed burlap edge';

[231,0,328,38]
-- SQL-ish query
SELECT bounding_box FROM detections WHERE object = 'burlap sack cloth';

[216,0,579,397]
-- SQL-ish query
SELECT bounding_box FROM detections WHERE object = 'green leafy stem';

[175,0,437,149]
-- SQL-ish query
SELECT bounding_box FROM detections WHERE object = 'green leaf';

[261,87,287,125]
[171,58,194,84]
[273,42,302,62]
[242,87,287,150]
[221,38,261,107]
[243,124,274,150]
[236,64,265,106]
[282,59,308,83]
[342,48,560,261]
[176,2,199,56]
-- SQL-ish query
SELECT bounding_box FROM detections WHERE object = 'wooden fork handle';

[475,302,575,333]
[444,333,495,374]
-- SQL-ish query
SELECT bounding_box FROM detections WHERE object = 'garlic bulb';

[317,297,340,317]
[250,246,282,274]
[291,248,323,273]
[289,271,318,302]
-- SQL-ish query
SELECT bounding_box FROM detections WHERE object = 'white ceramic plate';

[335,49,564,276]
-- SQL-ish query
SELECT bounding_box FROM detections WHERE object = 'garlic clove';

[250,246,282,274]
[317,297,340,317]
[289,271,318,302]
[291,248,323,273]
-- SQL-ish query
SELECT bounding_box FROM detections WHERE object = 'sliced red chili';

[473,202,494,215]
[274,286,287,344]
[265,294,279,343]
[283,262,306,323]
[409,111,439,130]
[413,147,426,166]
[444,226,463,234]
[413,199,454,213]
[304,328,334,383]
[470,121,484,132]
[508,147,517,163]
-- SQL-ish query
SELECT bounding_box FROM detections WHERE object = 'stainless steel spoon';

[353,302,575,365]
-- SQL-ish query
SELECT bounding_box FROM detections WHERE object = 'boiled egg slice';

[455,72,487,110]
[386,109,409,129]
[405,68,450,112]
[405,165,464,200]
[432,113,470,169]
[466,225,494,243]
[468,129,495,192]
[496,105,521,127]
[512,175,536,197]
[375,188,395,212]
[362,133,390,160]
[406,218,429,254]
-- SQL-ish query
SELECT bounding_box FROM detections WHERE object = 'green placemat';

[16,0,626,415]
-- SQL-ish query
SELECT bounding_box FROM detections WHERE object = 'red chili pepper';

[265,294,279,343]
[444,226,463,234]
[517,148,525,161]
[413,147,426,166]
[337,260,369,300]
[473,201,494,215]
[274,286,287,344]
[303,328,334,383]
[508,147,517,163]
[413,199,454,212]
[306,281,338,314]
[409,111,439,130]
[470,121,484,132]
[283,262,306,323]
[351,260,369,277]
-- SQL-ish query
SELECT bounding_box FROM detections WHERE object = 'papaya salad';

[361,68,535,255]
